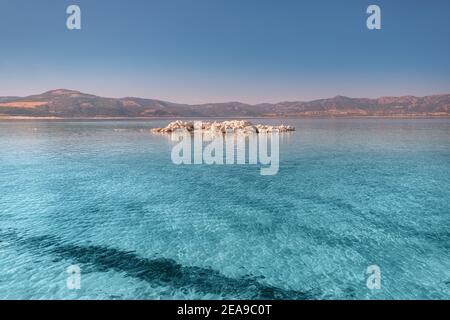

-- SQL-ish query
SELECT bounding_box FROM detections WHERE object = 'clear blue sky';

[1,0,449,103]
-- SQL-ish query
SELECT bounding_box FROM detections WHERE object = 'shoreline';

[0,115,449,121]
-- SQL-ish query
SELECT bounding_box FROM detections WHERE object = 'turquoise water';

[0,119,449,300]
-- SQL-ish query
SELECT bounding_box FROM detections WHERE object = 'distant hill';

[0,89,449,118]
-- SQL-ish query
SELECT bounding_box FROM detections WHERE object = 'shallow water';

[0,119,449,299]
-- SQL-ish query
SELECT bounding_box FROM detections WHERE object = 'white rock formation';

[151,120,295,134]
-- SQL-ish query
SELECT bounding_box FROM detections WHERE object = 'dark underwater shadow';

[0,229,318,299]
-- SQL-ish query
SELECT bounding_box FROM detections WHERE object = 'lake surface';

[0,119,449,299]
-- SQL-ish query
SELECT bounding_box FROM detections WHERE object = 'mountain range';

[0,89,449,118]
